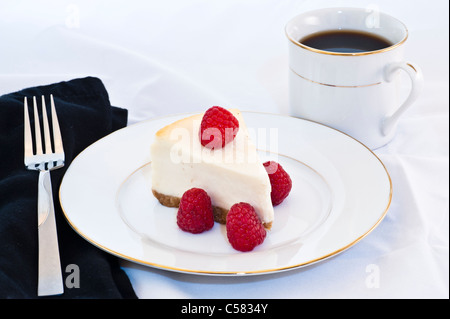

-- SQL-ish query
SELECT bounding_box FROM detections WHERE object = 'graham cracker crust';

[152,189,272,229]
[152,189,180,208]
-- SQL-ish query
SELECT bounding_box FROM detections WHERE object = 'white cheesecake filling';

[150,110,274,225]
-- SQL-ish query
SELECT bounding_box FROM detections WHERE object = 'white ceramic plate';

[59,112,392,275]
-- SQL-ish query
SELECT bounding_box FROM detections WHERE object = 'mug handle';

[382,61,424,136]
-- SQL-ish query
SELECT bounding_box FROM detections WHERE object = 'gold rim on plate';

[59,111,392,275]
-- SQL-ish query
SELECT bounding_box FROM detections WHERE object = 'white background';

[1,0,448,298]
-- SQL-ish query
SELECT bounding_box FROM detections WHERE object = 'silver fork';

[24,95,65,296]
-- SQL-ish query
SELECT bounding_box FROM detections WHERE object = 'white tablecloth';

[1,0,448,299]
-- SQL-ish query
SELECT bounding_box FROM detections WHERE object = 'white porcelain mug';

[285,8,423,149]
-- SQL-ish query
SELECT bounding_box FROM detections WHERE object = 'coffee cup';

[285,7,423,149]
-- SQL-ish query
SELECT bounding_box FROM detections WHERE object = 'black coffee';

[300,30,392,53]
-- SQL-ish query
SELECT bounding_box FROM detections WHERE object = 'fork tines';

[24,95,65,171]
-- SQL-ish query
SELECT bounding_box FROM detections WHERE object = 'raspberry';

[177,188,214,234]
[263,161,292,206]
[199,106,239,149]
[226,203,266,252]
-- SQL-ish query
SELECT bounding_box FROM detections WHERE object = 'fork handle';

[37,170,64,296]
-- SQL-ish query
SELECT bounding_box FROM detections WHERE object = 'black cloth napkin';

[0,77,137,298]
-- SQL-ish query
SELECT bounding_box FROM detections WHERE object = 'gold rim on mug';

[285,11,409,57]
[290,67,382,88]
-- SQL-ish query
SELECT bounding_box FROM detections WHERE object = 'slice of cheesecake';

[150,109,274,229]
